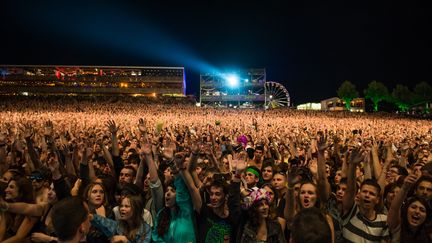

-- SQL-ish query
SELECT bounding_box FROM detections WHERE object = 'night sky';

[1,1,431,105]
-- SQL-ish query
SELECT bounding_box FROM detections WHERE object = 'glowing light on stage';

[226,74,239,88]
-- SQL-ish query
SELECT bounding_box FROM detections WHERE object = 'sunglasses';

[29,176,44,182]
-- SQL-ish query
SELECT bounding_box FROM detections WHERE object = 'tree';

[364,81,389,112]
[392,85,413,112]
[413,81,432,103]
[337,80,359,110]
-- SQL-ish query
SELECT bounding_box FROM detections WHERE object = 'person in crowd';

[236,187,286,242]
[387,172,432,242]
[151,153,197,242]
[0,176,38,242]
[91,194,151,243]
[82,181,113,242]
[0,182,60,242]
[0,95,431,243]
[51,197,91,243]
[29,169,51,204]
[291,207,332,243]
[342,148,390,242]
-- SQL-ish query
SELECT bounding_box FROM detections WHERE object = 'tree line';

[337,80,432,112]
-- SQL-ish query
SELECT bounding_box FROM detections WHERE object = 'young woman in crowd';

[91,194,151,243]
[83,181,113,242]
[0,176,38,242]
[387,172,432,242]
[236,187,286,242]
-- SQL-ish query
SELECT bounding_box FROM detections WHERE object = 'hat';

[242,187,271,209]
[236,135,248,148]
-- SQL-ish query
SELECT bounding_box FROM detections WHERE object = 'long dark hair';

[156,182,179,237]
[119,195,145,241]
[400,196,432,243]
[246,198,275,231]
[7,177,34,203]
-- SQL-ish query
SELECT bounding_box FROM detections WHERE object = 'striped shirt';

[342,204,390,243]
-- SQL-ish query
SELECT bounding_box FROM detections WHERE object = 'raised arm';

[370,138,382,179]
[187,142,203,189]
[106,120,119,157]
[387,172,419,231]
[316,134,331,203]
[342,148,364,215]
[141,140,164,213]
[176,152,202,213]
[21,123,42,169]
[284,167,298,228]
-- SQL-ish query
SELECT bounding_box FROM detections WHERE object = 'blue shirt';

[91,214,151,243]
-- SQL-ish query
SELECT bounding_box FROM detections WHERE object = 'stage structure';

[199,68,290,109]
[0,65,185,96]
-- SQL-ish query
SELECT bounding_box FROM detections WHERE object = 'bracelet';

[0,202,9,212]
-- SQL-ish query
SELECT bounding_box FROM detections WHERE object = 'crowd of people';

[0,95,431,243]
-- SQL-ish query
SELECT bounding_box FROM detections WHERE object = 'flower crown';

[242,187,271,209]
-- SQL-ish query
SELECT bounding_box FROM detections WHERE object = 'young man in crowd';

[342,148,390,243]
[51,197,91,243]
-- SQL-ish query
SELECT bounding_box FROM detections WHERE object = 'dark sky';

[1,1,431,105]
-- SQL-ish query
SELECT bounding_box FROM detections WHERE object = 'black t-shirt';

[197,204,235,243]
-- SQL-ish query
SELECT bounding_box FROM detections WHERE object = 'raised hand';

[190,141,201,155]
[138,118,146,134]
[317,133,328,152]
[44,120,54,136]
[402,172,419,189]
[139,139,152,155]
[162,138,176,160]
[20,123,34,139]
[47,153,60,173]
[233,151,247,175]
[349,148,364,165]
[106,120,118,134]
[173,152,187,169]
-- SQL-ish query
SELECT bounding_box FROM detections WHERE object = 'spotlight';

[226,74,239,88]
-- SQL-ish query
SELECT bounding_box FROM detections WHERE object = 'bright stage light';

[226,74,239,88]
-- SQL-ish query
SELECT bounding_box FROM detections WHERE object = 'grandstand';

[0,65,185,96]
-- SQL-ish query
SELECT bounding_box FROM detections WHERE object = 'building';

[320,97,365,112]
[0,65,185,96]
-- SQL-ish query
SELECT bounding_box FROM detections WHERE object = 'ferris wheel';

[265,81,291,109]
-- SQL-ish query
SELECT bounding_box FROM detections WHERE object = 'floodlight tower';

[199,68,266,108]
